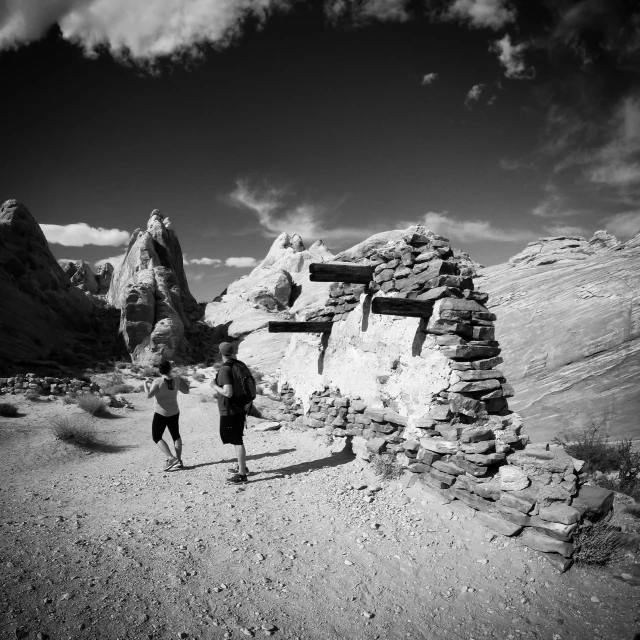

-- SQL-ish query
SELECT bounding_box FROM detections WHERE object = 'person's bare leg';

[235,444,246,475]
[156,439,175,461]
[174,438,182,461]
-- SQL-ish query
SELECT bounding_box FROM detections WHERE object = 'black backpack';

[225,359,257,410]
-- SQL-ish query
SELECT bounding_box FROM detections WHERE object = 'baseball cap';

[219,342,234,357]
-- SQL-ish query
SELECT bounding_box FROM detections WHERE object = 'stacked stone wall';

[276,229,615,571]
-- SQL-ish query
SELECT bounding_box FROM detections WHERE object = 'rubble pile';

[0,373,101,397]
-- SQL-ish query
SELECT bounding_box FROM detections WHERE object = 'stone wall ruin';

[273,227,614,571]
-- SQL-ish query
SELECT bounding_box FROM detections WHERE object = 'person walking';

[211,342,255,485]
[144,360,189,471]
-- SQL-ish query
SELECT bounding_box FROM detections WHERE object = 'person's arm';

[144,378,160,399]
[212,366,233,398]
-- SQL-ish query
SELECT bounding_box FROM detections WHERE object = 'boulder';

[108,210,198,365]
[0,199,99,366]
[477,229,640,442]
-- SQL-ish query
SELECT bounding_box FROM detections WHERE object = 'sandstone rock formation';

[0,199,103,367]
[476,230,640,442]
[204,232,335,372]
[108,210,199,365]
[59,259,113,296]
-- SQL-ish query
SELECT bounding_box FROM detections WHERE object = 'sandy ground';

[1,378,639,640]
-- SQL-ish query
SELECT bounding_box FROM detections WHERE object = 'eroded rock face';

[59,259,113,296]
[0,200,97,364]
[477,230,640,442]
[108,210,198,365]
[204,233,335,372]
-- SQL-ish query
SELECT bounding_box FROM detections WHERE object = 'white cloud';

[422,72,438,85]
[94,254,125,269]
[226,256,258,268]
[41,222,130,246]
[490,34,535,80]
[420,211,537,243]
[0,0,415,58]
[587,96,640,191]
[447,0,515,30]
[229,179,385,247]
[500,157,529,171]
[188,257,223,266]
[464,83,485,107]
[542,224,588,237]
[601,211,640,239]
[531,182,582,218]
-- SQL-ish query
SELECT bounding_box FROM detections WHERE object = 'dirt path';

[1,383,639,640]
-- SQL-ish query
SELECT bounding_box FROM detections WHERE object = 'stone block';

[416,476,453,502]
[365,438,387,455]
[333,397,350,408]
[486,398,509,413]
[426,468,457,487]
[364,408,386,422]
[449,393,486,418]
[450,379,502,394]
[438,427,463,441]
[528,517,577,541]
[372,422,396,435]
[474,512,523,537]
[520,530,574,558]
[449,488,493,511]
[452,458,488,477]
[465,452,506,466]
[351,401,367,413]
[352,436,371,461]
[416,450,442,465]
[304,417,324,429]
[571,485,614,520]
[460,427,494,443]
[330,438,352,455]
[440,345,501,360]
[437,298,488,313]
[354,414,371,425]
[402,439,420,452]
[432,460,465,476]
[408,463,431,473]
[501,383,514,398]
[425,405,451,421]
[471,356,503,370]
[499,466,530,491]
[499,492,534,514]
[415,418,437,430]
[383,410,409,426]
[539,552,573,573]
[472,326,495,340]
[462,440,495,455]
[456,369,504,381]
[455,475,477,493]
[537,504,581,525]
[473,481,501,501]
[420,438,459,455]
[495,505,531,527]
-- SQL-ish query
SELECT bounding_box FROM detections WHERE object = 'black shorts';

[152,412,181,443]
[219,413,246,445]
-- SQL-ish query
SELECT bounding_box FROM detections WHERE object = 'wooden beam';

[309,263,375,284]
[371,297,435,318]
[268,321,333,333]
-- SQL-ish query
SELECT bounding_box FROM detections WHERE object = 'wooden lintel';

[268,321,333,333]
[371,297,435,318]
[308,263,375,284]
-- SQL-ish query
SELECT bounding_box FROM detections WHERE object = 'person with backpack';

[143,360,190,471]
[211,342,256,485]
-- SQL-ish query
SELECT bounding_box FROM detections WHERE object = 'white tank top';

[153,376,180,417]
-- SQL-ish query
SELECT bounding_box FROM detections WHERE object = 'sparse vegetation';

[50,416,113,452]
[0,402,19,417]
[573,520,621,566]
[25,389,40,401]
[554,418,640,501]
[140,367,156,378]
[370,453,403,481]
[78,395,108,416]
[192,372,206,382]
[102,384,134,396]
[115,361,128,370]
[62,394,76,405]
[624,505,640,519]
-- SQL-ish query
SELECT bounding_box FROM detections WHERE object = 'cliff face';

[0,200,98,365]
[107,210,199,365]
[204,232,335,372]
[476,232,640,442]
[59,259,113,296]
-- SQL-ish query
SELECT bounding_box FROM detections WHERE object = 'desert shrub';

[573,520,621,566]
[554,419,640,501]
[115,362,127,370]
[370,453,403,481]
[102,384,133,396]
[0,402,18,417]
[140,367,156,378]
[51,416,102,450]
[192,372,205,382]
[25,390,40,401]
[624,504,640,519]
[78,395,108,416]
[130,364,141,373]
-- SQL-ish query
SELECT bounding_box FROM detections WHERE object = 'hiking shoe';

[164,457,179,471]
[225,473,248,485]
[228,465,249,474]
[175,460,184,470]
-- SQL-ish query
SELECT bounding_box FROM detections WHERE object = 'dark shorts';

[219,413,246,445]
[152,412,181,443]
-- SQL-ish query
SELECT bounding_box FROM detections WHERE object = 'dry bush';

[573,520,622,566]
[51,416,103,451]
[370,453,403,481]
[61,394,76,405]
[140,367,156,378]
[25,390,40,401]
[192,372,206,382]
[623,504,640,519]
[78,395,108,416]
[0,402,18,417]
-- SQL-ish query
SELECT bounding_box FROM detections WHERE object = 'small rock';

[362,611,375,619]
[344,560,354,566]
[591,596,600,603]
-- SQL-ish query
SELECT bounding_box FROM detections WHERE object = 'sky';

[1,0,639,302]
